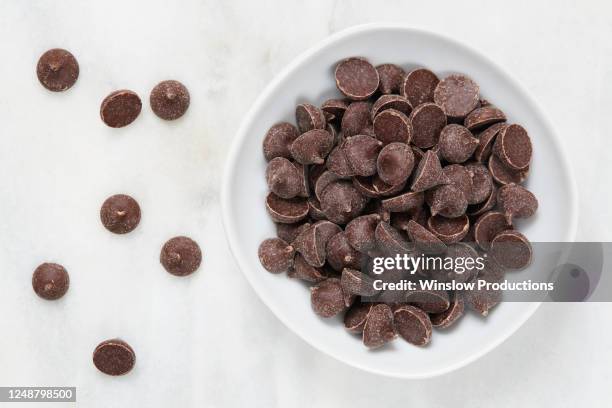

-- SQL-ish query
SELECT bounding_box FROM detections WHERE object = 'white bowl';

[221,24,578,378]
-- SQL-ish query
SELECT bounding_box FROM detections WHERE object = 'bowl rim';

[220,23,579,379]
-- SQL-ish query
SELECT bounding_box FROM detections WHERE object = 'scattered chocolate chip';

[434,74,480,120]
[493,124,532,170]
[263,122,300,161]
[100,90,142,128]
[373,109,412,145]
[371,94,412,119]
[290,129,334,165]
[439,125,479,163]
[266,157,307,199]
[341,101,373,137]
[32,263,69,300]
[409,103,447,148]
[474,211,511,251]
[401,68,439,107]
[160,236,202,276]
[497,183,538,224]
[36,48,79,92]
[411,150,449,192]
[406,220,447,254]
[258,238,295,273]
[376,63,405,94]
[363,304,397,348]
[426,184,468,218]
[464,106,506,131]
[488,154,529,185]
[376,142,414,186]
[430,292,464,328]
[296,103,326,133]
[345,214,380,255]
[311,278,347,318]
[393,305,433,346]
[344,302,373,333]
[100,194,141,234]
[149,80,190,120]
[335,57,379,100]
[427,214,469,244]
[474,122,506,163]
[326,231,364,271]
[93,339,135,376]
[265,193,309,224]
[343,135,382,177]
[319,180,367,224]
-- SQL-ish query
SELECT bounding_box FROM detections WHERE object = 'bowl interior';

[222,25,576,378]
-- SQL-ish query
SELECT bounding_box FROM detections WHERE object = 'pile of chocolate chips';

[259,57,538,349]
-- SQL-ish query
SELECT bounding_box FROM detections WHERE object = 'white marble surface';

[0,0,610,406]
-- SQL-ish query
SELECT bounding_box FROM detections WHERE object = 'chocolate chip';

[493,124,532,170]
[401,68,439,107]
[426,184,468,218]
[293,221,341,267]
[353,175,405,198]
[341,268,379,297]
[363,304,397,348]
[376,142,414,186]
[464,162,493,204]
[405,290,449,313]
[376,63,405,94]
[160,236,202,276]
[436,243,479,283]
[335,57,379,100]
[36,48,79,92]
[32,263,69,300]
[371,94,412,119]
[296,103,326,133]
[430,292,464,329]
[326,231,364,271]
[341,101,373,137]
[319,180,367,224]
[373,109,413,145]
[467,184,498,216]
[488,154,529,185]
[427,214,469,244]
[290,129,334,165]
[434,74,480,119]
[265,193,309,224]
[478,256,506,282]
[443,164,473,202]
[464,106,506,131]
[321,98,349,121]
[149,80,190,120]
[311,278,347,318]
[263,122,300,161]
[393,305,433,346]
[473,123,505,163]
[100,194,141,234]
[439,125,479,163]
[411,150,449,192]
[463,274,502,316]
[409,103,447,148]
[406,220,447,254]
[343,135,382,177]
[289,254,327,282]
[93,339,135,376]
[375,221,411,255]
[100,90,142,128]
[344,302,373,333]
[326,143,355,178]
[276,221,311,244]
[308,196,327,220]
[497,183,538,224]
[266,157,307,199]
[381,191,424,213]
[258,238,295,273]
[474,211,511,251]
[345,214,380,255]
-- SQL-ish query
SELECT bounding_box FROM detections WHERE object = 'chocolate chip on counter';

[426,184,468,218]
[100,90,142,128]
[363,304,397,348]
[343,135,382,177]
[474,122,506,163]
[464,106,506,131]
[434,74,480,119]
[438,124,479,163]
[149,80,190,120]
[474,211,511,251]
[36,48,79,92]
[376,142,414,186]
[492,124,532,170]
[376,63,405,94]
[373,109,413,145]
[265,193,309,224]
[488,154,529,185]
[32,263,70,300]
[93,339,135,376]
[410,150,449,192]
[311,278,347,318]
[341,101,373,137]
[100,194,141,234]
[393,305,433,346]
[160,236,202,276]
[490,230,533,270]
[406,220,447,254]
[427,214,470,244]
[344,302,373,333]
[319,180,367,224]
[409,103,447,148]
[263,122,300,161]
[266,157,307,199]
[430,292,464,329]
[258,238,295,273]
[497,183,538,224]
[289,254,327,282]
[326,231,364,271]
[296,103,326,133]
[345,214,380,255]
[335,57,379,100]
[290,129,334,165]
[371,94,412,118]
[401,68,439,107]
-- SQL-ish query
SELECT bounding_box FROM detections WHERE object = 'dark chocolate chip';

[493,124,532,170]
[258,238,295,273]
[93,339,135,376]
[266,157,307,199]
[376,63,405,94]
[276,221,311,244]
[426,184,468,218]
[409,103,447,148]
[308,196,327,220]
[263,122,300,161]
[100,90,142,128]
[497,183,538,224]
[341,268,379,297]
[311,278,347,318]
[376,142,414,186]
[405,290,449,313]
[326,231,364,271]
[319,180,367,224]
[434,74,480,120]
[474,211,511,251]
[265,193,309,224]
[430,292,464,329]
[343,135,382,177]
[381,191,424,213]
[314,170,340,202]
[341,101,373,137]
[100,194,141,234]
[160,236,202,276]
[373,109,413,145]
[32,263,70,300]
[326,143,355,178]
[321,98,349,121]
[353,175,405,198]
[289,254,327,282]
[344,302,373,333]
[488,154,529,185]
[363,304,397,348]
[406,220,447,254]
[293,221,341,267]
[393,305,432,346]
[375,221,411,255]
[295,103,326,133]
[371,94,412,119]
[290,129,334,165]
[335,57,379,100]
[149,80,190,120]
[443,164,473,202]
[36,48,79,92]
[410,150,449,192]
[401,68,439,107]
[464,282,501,317]
[464,106,506,131]
[464,162,493,204]
[427,214,469,244]
[438,124,479,163]
[467,184,497,216]
[474,122,506,163]
[345,214,381,255]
